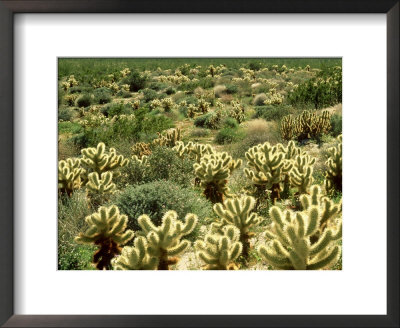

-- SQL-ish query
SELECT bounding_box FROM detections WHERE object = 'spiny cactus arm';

[180,213,198,235]
[258,243,293,269]
[307,245,340,270]
[86,172,116,194]
[167,240,190,256]
[137,214,158,235]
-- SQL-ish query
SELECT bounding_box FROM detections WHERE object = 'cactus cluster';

[244,142,292,203]
[281,110,331,141]
[152,127,182,148]
[81,142,129,175]
[228,100,245,124]
[213,195,263,257]
[137,211,198,270]
[325,135,342,193]
[195,225,242,270]
[75,205,134,270]
[194,152,242,203]
[258,187,342,270]
[289,154,316,194]
[58,158,85,196]
[131,142,152,159]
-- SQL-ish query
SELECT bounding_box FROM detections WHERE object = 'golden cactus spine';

[113,236,158,270]
[75,205,134,270]
[195,225,242,270]
[213,195,262,258]
[58,158,85,196]
[258,202,342,270]
[81,142,129,175]
[152,127,182,148]
[194,152,242,203]
[137,210,198,270]
[131,142,151,159]
[244,142,292,203]
[325,135,342,193]
[289,154,316,194]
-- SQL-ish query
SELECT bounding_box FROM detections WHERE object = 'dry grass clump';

[214,85,227,98]
[253,93,267,106]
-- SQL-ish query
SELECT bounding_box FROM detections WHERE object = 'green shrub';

[58,107,74,122]
[93,87,112,104]
[116,89,132,98]
[141,88,158,102]
[58,121,82,134]
[225,84,238,94]
[69,85,93,94]
[215,127,244,145]
[253,93,267,106]
[75,93,93,107]
[330,113,342,137]
[223,117,239,129]
[114,180,213,240]
[58,190,95,270]
[253,104,294,121]
[148,81,168,91]
[194,113,212,128]
[190,128,210,138]
[165,86,177,95]
[122,71,148,92]
[101,102,132,117]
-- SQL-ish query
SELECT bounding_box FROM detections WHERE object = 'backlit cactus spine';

[131,142,151,159]
[289,154,316,194]
[194,152,242,203]
[58,158,85,196]
[75,205,134,270]
[325,135,342,193]
[86,171,116,207]
[152,127,182,148]
[213,195,263,258]
[137,211,198,270]
[81,142,129,175]
[195,225,242,270]
[244,142,292,203]
[258,204,342,270]
[113,236,158,270]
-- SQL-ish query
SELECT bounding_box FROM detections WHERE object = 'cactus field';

[58,58,342,270]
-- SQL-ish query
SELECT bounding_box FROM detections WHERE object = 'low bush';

[141,88,158,102]
[225,84,238,94]
[253,93,267,106]
[253,104,294,121]
[330,113,342,137]
[223,117,239,129]
[190,128,210,138]
[114,180,213,240]
[93,87,112,104]
[101,102,132,117]
[116,89,132,98]
[58,121,82,134]
[121,71,148,92]
[215,126,244,145]
[75,93,93,108]
[165,86,177,95]
[58,107,74,122]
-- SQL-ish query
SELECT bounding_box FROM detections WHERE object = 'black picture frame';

[0,1,398,327]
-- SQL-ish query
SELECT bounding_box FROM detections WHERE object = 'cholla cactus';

[279,141,304,197]
[258,203,342,270]
[300,185,341,241]
[75,205,134,270]
[64,94,78,106]
[131,99,140,110]
[137,211,198,270]
[195,225,242,270]
[244,142,292,203]
[120,68,131,77]
[213,195,263,257]
[174,141,214,163]
[263,88,284,105]
[81,142,129,175]
[150,99,161,110]
[280,115,298,141]
[131,155,149,166]
[325,135,342,193]
[152,128,181,148]
[197,98,210,114]
[86,171,116,195]
[161,97,174,112]
[187,104,197,118]
[113,236,158,270]
[131,142,151,158]
[289,154,316,194]
[228,100,245,123]
[194,152,242,203]
[297,110,331,141]
[121,84,130,92]
[58,158,85,196]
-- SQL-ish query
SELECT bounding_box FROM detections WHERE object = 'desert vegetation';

[58,58,342,270]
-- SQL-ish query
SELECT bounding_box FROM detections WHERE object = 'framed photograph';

[1,1,398,327]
